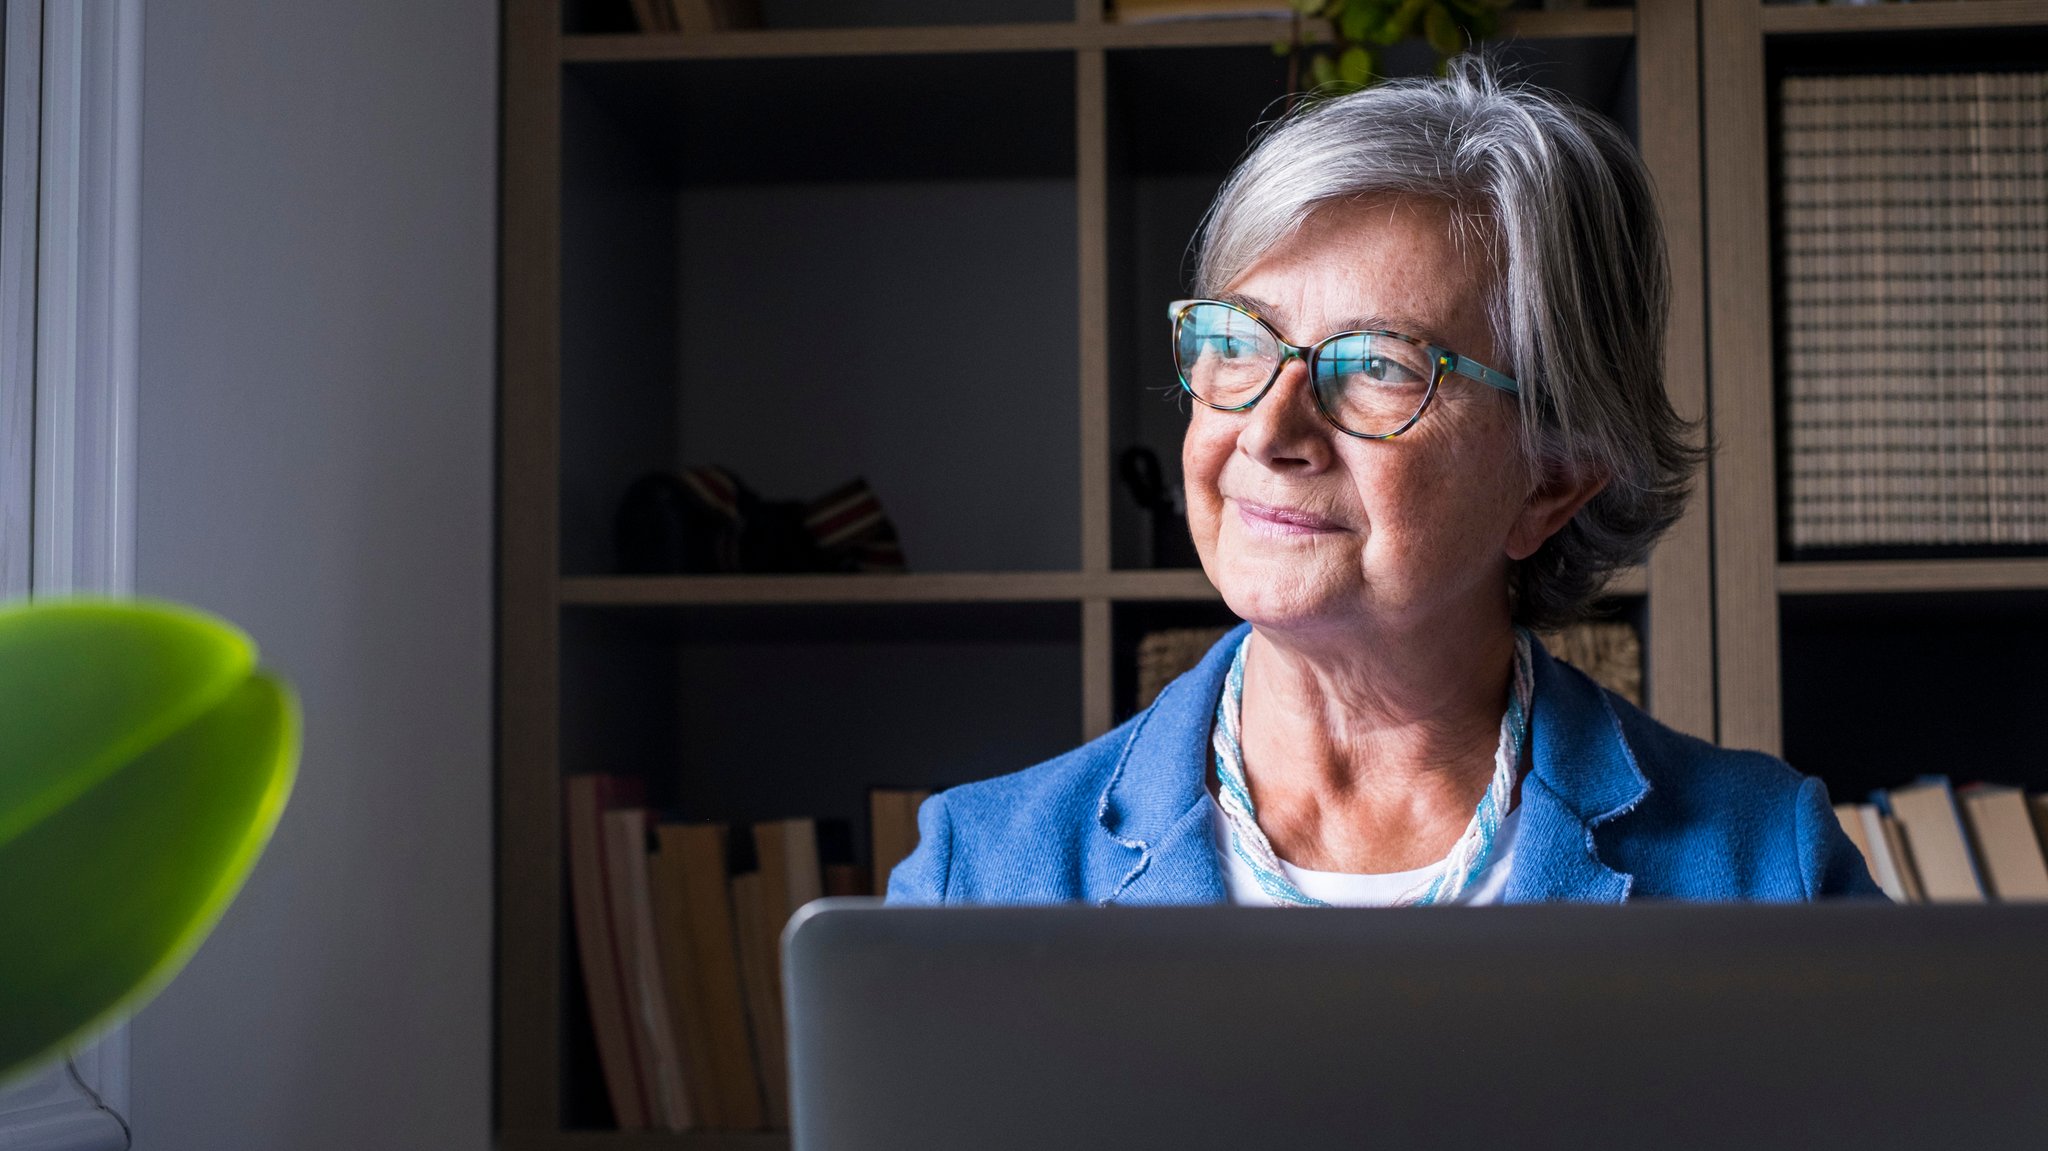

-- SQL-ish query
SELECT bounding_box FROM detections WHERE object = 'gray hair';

[1194,57,1706,630]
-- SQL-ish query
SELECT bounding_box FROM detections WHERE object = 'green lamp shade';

[0,599,298,1080]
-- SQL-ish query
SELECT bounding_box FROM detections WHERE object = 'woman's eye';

[1363,356,1424,385]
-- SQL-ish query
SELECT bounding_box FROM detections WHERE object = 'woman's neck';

[1234,613,1517,874]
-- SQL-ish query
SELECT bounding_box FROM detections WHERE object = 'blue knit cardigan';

[887,624,1883,905]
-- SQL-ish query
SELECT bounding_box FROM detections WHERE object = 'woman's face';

[1183,195,1581,643]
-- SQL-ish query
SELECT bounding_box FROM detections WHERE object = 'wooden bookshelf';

[1704,1,2048,757]
[501,0,1700,1142]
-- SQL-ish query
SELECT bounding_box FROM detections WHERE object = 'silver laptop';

[784,900,2048,1151]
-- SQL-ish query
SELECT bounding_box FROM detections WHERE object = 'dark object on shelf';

[614,471,728,574]
[614,466,908,575]
[1119,446,1201,569]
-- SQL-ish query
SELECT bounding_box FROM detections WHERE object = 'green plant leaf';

[1272,37,1291,56]
[0,600,299,1081]
[1337,45,1374,86]
[1425,2,1464,56]
[1376,0,1427,45]
[1337,3,1372,43]
[1309,51,1339,90]
[0,600,254,850]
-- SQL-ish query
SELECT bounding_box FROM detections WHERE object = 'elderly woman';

[889,63,1880,907]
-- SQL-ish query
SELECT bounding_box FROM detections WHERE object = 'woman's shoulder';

[1586,683,1880,900]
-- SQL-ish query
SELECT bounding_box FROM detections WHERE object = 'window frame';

[0,0,143,1145]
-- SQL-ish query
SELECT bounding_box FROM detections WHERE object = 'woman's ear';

[1505,459,1608,562]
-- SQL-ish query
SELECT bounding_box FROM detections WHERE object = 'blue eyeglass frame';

[1168,298,1519,440]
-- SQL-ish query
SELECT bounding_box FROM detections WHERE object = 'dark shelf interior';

[563,51,1077,185]
[562,599,1083,822]
[558,54,1081,577]
[1781,590,2048,801]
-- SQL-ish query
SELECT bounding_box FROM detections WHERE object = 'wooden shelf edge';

[558,570,1220,606]
[1777,557,2048,596]
[560,10,1632,63]
[1761,0,2048,35]
[500,1130,788,1151]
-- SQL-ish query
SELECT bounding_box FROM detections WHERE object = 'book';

[651,823,766,1130]
[1958,785,2048,901]
[730,869,790,1128]
[870,788,931,897]
[603,808,695,1130]
[565,775,650,1130]
[1879,813,1927,904]
[1833,802,1876,877]
[666,0,714,34]
[1883,779,1987,903]
[628,0,671,32]
[1851,803,1913,903]
[647,826,724,1129]
[755,818,825,958]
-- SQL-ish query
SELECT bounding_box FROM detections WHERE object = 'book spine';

[730,870,790,1128]
[649,830,723,1127]
[565,776,650,1129]
[605,809,695,1130]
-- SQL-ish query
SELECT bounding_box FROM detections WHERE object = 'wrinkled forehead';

[1218,194,1503,356]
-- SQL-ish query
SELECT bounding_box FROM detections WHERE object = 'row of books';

[1779,71,2048,549]
[1834,777,2048,903]
[565,775,930,1131]
[622,0,758,33]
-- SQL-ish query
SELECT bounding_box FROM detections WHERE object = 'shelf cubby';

[1780,589,2048,801]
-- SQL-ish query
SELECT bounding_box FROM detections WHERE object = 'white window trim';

[0,0,142,1146]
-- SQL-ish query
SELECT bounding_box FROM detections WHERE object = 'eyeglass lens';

[1175,301,1435,437]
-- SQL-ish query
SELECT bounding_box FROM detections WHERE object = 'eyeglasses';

[1168,298,1519,439]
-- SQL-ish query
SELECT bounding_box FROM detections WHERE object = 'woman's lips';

[1234,499,1342,538]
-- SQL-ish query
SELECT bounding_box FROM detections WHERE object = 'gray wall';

[129,2,496,1148]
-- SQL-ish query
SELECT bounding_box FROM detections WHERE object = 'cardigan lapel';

[1500,641,1650,904]
[1092,625,1648,906]
[1090,624,1247,905]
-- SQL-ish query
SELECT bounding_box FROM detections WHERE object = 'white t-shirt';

[1209,793,1520,907]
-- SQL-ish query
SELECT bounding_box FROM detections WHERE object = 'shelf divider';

[1703,0,1783,755]
[1779,558,2048,596]
[1761,0,2048,35]
[500,0,565,1134]
[1637,0,1715,741]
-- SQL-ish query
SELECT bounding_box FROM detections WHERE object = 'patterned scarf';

[1211,629,1534,907]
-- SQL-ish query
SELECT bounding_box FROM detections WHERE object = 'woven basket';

[1134,627,1233,709]
[1536,620,1643,708]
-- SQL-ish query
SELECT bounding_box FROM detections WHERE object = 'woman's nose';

[1239,357,1334,473]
